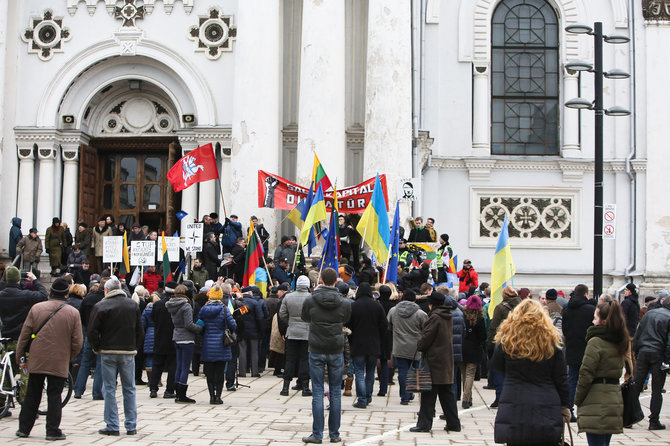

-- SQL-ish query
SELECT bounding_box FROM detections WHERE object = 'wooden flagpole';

[254,226,273,286]
[215,179,228,219]
[381,243,393,284]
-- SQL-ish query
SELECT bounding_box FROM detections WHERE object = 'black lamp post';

[565,22,630,298]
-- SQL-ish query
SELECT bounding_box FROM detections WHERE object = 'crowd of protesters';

[1,213,669,444]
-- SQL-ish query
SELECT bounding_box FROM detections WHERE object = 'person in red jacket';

[142,265,161,294]
[457,260,478,294]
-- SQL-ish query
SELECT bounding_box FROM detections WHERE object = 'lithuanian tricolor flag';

[312,153,332,192]
[242,219,264,287]
[120,231,131,276]
[161,231,173,281]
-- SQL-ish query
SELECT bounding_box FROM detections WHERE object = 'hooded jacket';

[417,305,454,384]
[9,217,22,258]
[166,296,203,342]
[562,295,596,366]
[444,295,465,363]
[301,285,351,354]
[279,285,311,340]
[387,300,428,359]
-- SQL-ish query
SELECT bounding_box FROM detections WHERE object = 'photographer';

[457,260,479,294]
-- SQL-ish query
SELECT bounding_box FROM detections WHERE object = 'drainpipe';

[411,0,421,217]
[623,0,637,283]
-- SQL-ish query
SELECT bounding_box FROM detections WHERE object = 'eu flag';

[385,201,401,284]
[320,204,339,272]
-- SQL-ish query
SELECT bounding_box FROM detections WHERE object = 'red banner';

[258,170,388,214]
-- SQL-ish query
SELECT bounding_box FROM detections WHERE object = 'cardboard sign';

[184,223,204,253]
[157,236,180,262]
[258,171,389,213]
[131,240,155,266]
[102,236,123,264]
[397,177,420,202]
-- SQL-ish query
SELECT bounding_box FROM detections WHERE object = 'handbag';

[406,351,432,393]
[561,419,574,446]
[25,304,66,353]
[621,358,644,427]
[222,328,237,347]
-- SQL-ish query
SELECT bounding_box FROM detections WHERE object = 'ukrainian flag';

[300,183,327,246]
[488,215,516,319]
[356,174,390,262]
[385,201,401,284]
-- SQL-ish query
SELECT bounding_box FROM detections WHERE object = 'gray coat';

[279,286,310,341]
[387,301,428,359]
[166,297,203,342]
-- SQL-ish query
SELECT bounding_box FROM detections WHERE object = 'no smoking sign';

[603,204,616,240]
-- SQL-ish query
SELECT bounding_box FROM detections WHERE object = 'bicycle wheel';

[0,392,13,418]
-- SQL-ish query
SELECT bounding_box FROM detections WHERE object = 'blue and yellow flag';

[287,198,307,228]
[356,174,390,262]
[488,215,516,318]
[320,187,340,271]
[300,183,327,246]
[385,201,401,284]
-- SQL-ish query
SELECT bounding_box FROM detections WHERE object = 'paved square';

[1,371,668,445]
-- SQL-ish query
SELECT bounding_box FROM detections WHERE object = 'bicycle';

[0,337,74,417]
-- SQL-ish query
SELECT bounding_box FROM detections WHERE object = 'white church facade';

[0,0,669,294]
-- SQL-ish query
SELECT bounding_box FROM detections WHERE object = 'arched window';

[491,0,559,155]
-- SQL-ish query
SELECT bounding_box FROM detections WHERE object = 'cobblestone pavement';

[1,370,668,445]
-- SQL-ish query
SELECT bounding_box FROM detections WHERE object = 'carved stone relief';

[188,8,237,60]
[643,0,670,20]
[22,10,71,61]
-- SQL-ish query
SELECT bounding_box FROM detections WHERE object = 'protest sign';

[184,223,204,253]
[103,236,123,264]
[131,240,155,266]
[157,236,180,262]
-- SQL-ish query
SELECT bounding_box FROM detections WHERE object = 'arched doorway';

[77,80,181,234]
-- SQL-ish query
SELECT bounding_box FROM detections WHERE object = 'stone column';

[16,145,35,228]
[60,147,80,227]
[562,67,581,157]
[364,0,413,208]
[231,0,280,231]
[296,0,346,186]
[472,64,490,156]
[37,144,58,232]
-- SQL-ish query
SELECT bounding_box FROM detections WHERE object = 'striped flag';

[242,219,264,287]
[488,215,516,318]
[161,231,173,281]
[312,153,332,192]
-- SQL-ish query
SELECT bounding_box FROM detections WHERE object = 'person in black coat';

[202,233,221,281]
[461,295,486,409]
[347,283,388,408]
[230,238,247,285]
[237,289,264,377]
[148,285,177,398]
[620,283,640,337]
[376,285,396,397]
[73,282,105,399]
[561,284,596,419]
[492,299,570,445]
[0,268,47,340]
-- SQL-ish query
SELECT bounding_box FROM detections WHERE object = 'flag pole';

[216,179,228,220]
[381,243,393,284]
[255,228,273,286]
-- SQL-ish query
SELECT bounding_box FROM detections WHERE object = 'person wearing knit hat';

[621,283,641,337]
[5,265,21,284]
[486,285,522,408]
[207,285,223,300]
[296,275,311,290]
[518,288,531,300]
[465,295,482,311]
[50,278,71,297]
[45,217,66,276]
[460,294,485,409]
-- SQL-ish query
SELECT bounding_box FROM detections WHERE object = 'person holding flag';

[319,186,340,273]
[356,174,390,265]
[384,201,401,285]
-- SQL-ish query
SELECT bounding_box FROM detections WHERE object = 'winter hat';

[209,212,218,219]
[5,266,20,284]
[519,288,531,300]
[52,217,61,225]
[345,279,356,289]
[465,295,482,310]
[658,289,670,300]
[545,288,558,300]
[203,280,214,293]
[355,282,373,299]
[164,281,178,294]
[132,223,141,228]
[296,275,311,289]
[428,291,446,307]
[440,234,449,244]
[29,227,38,234]
[78,222,88,228]
[277,284,289,292]
[378,285,392,300]
[207,285,223,300]
[51,278,70,297]
[502,286,518,299]
[459,298,467,306]
[626,283,638,295]
[336,281,350,296]
[644,296,656,303]
[280,235,290,244]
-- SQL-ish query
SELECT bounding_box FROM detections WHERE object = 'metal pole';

[593,22,603,298]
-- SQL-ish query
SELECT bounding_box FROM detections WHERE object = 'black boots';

[280,379,290,396]
[174,383,196,404]
[302,380,312,397]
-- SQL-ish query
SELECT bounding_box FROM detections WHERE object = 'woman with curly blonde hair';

[491,298,570,446]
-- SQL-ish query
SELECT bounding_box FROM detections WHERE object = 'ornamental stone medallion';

[472,188,579,248]
[643,0,670,20]
[22,9,71,61]
[188,7,237,60]
[115,0,145,27]
[99,97,176,136]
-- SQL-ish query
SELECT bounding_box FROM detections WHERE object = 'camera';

[20,271,28,279]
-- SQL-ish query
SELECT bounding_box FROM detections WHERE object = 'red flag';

[167,143,219,192]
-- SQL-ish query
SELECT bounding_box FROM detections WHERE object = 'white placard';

[603,203,616,240]
[103,236,123,264]
[184,222,204,253]
[157,236,180,262]
[131,240,156,266]
[397,177,420,202]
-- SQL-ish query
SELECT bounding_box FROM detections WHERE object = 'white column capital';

[17,145,35,160]
[37,145,58,160]
[474,63,490,76]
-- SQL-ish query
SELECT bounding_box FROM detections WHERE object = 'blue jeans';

[100,354,136,432]
[586,433,612,446]
[309,352,344,441]
[175,343,195,384]
[568,364,580,412]
[352,355,377,405]
[395,357,417,403]
[74,335,102,399]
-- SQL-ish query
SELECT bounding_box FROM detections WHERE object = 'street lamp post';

[565,22,630,298]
